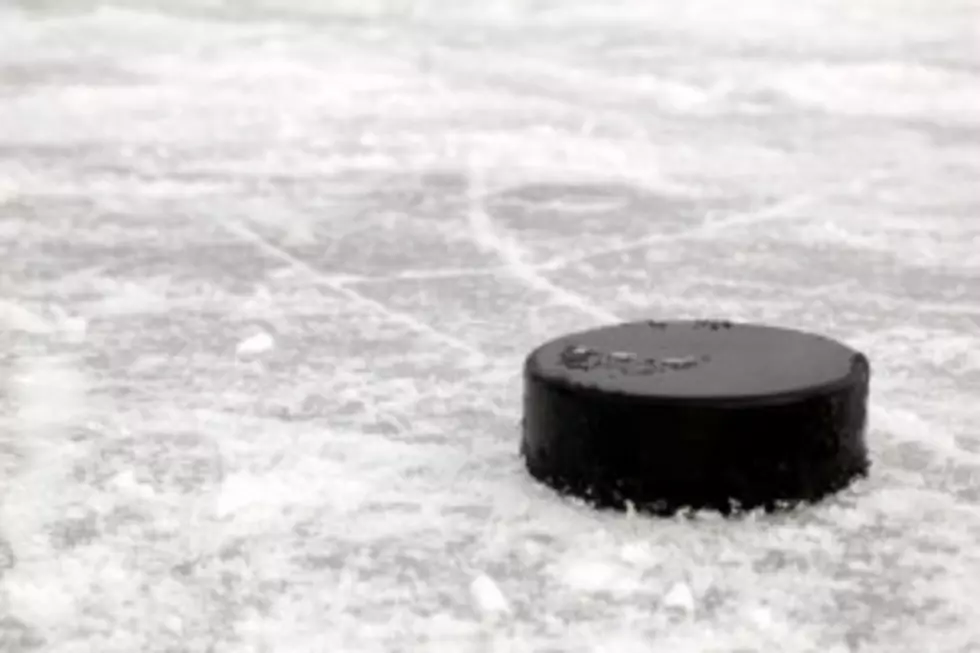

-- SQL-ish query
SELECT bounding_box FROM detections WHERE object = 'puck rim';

[524,319,870,408]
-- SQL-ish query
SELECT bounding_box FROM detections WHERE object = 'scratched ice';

[1,1,979,652]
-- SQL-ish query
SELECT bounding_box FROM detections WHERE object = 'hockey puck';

[521,320,870,515]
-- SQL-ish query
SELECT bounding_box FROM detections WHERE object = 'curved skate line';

[351,265,509,285]
[218,219,490,364]
[541,173,887,271]
[465,163,620,324]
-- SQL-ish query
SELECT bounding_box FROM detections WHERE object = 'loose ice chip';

[236,331,275,356]
[663,581,696,614]
[469,573,510,617]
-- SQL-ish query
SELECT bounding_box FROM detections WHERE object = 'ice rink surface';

[1,0,979,651]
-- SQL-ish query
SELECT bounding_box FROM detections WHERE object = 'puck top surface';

[528,320,866,403]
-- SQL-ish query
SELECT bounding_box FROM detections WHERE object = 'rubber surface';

[521,320,871,515]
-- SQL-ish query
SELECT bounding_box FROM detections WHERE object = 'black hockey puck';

[521,320,870,515]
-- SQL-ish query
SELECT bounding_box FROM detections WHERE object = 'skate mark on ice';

[465,161,620,324]
[217,218,490,365]
[543,173,888,270]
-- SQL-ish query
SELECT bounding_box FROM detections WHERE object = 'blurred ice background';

[0,0,978,651]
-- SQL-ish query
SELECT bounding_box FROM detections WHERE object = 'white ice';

[0,0,978,652]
